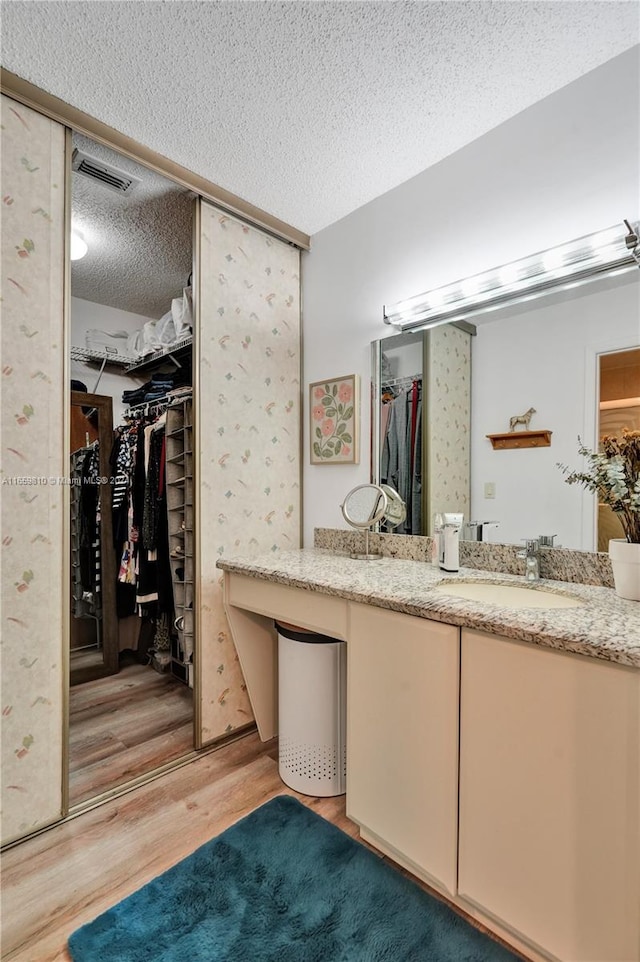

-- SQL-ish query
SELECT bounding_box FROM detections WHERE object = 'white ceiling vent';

[72,149,141,194]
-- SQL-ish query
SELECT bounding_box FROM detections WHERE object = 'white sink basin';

[433,581,585,609]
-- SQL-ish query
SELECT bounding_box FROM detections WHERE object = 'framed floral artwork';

[309,374,360,464]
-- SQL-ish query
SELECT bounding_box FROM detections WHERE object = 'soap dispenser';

[439,513,463,573]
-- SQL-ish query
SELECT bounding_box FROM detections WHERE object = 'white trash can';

[277,621,346,797]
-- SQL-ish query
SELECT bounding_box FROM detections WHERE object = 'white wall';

[382,332,422,380]
[70,297,152,423]
[301,47,640,547]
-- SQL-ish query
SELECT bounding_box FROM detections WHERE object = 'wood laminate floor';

[69,662,194,806]
[1,733,342,961]
[1,731,528,962]
[68,647,103,672]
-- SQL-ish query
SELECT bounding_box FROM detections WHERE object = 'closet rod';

[123,392,193,420]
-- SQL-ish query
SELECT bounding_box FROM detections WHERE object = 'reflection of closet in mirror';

[375,326,472,536]
[379,332,423,534]
[597,347,640,551]
[68,133,196,807]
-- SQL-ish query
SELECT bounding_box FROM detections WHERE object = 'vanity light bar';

[383,219,640,333]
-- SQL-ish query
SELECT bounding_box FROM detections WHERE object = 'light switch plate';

[484,482,496,499]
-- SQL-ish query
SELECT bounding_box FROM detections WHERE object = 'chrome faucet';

[538,534,557,548]
[518,538,540,581]
[462,520,499,542]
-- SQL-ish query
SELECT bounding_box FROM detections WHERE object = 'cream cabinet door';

[458,628,640,962]
[347,603,460,895]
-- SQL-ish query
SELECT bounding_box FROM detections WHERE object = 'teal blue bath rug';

[68,795,520,961]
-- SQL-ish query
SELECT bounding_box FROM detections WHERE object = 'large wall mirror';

[372,266,640,552]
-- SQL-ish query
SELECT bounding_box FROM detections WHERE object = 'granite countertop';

[217,548,640,669]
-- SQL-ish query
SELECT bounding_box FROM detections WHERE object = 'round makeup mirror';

[340,483,389,560]
[341,483,388,527]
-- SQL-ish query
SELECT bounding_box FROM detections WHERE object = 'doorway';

[597,347,640,552]
[68,132,196,806]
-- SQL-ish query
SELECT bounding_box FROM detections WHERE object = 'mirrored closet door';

[1,85,301,845]
[68,133,197,807]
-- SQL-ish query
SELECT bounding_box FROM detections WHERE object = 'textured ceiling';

[71,133,193,318]
[2,1,638,238]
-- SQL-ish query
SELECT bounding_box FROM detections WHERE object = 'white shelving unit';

[165,397,194,686]
[124,336,192,374]
[70,347,137,367]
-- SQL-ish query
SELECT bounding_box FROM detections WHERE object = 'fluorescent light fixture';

[383,219,640,333]
[70,229,88,261]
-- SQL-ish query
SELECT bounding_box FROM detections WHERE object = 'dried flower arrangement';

[558,429,640,544]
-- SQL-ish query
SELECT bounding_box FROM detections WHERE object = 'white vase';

[609,539,640,601]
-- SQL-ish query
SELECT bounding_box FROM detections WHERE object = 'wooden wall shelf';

[487,430,552,450]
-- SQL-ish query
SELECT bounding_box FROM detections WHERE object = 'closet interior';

[379,331,424,534]
[68,133,196,806]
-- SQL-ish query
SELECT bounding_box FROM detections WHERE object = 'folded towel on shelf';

[144,390,169,402]
[122,388,148,405]
[85,329,131,357]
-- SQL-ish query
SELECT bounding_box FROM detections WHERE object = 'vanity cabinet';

[458,628,640,962]
[347,603,460,895]
[222,566,640,962]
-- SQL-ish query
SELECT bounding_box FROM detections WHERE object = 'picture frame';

[309,374,360,464]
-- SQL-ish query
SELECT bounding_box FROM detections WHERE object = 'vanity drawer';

[226,573,348,639]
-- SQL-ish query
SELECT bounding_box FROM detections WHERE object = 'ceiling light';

[70,229,88,261]
[383,219,640,333]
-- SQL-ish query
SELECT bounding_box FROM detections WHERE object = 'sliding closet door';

[197,202,301,746]
[425,325,471,524]
[1,96,66,843]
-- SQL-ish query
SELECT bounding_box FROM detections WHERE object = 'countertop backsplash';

[313,528,615,588]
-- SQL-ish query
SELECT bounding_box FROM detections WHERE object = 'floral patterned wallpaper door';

[1,96,66,844]
[198,203,301,745]
[427,325,471,521]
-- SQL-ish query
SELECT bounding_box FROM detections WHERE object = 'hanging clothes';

[380,393,392,449]
[139,415,173,615]
[108,393,192,678]
[110,425,138,618]
[70,443,101,618]
[112,404,180,621]
[410,381,422,535]
[381,393,410,528]
[380,378,422,535]
[78,443,101,606]
[142,417,166,554]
